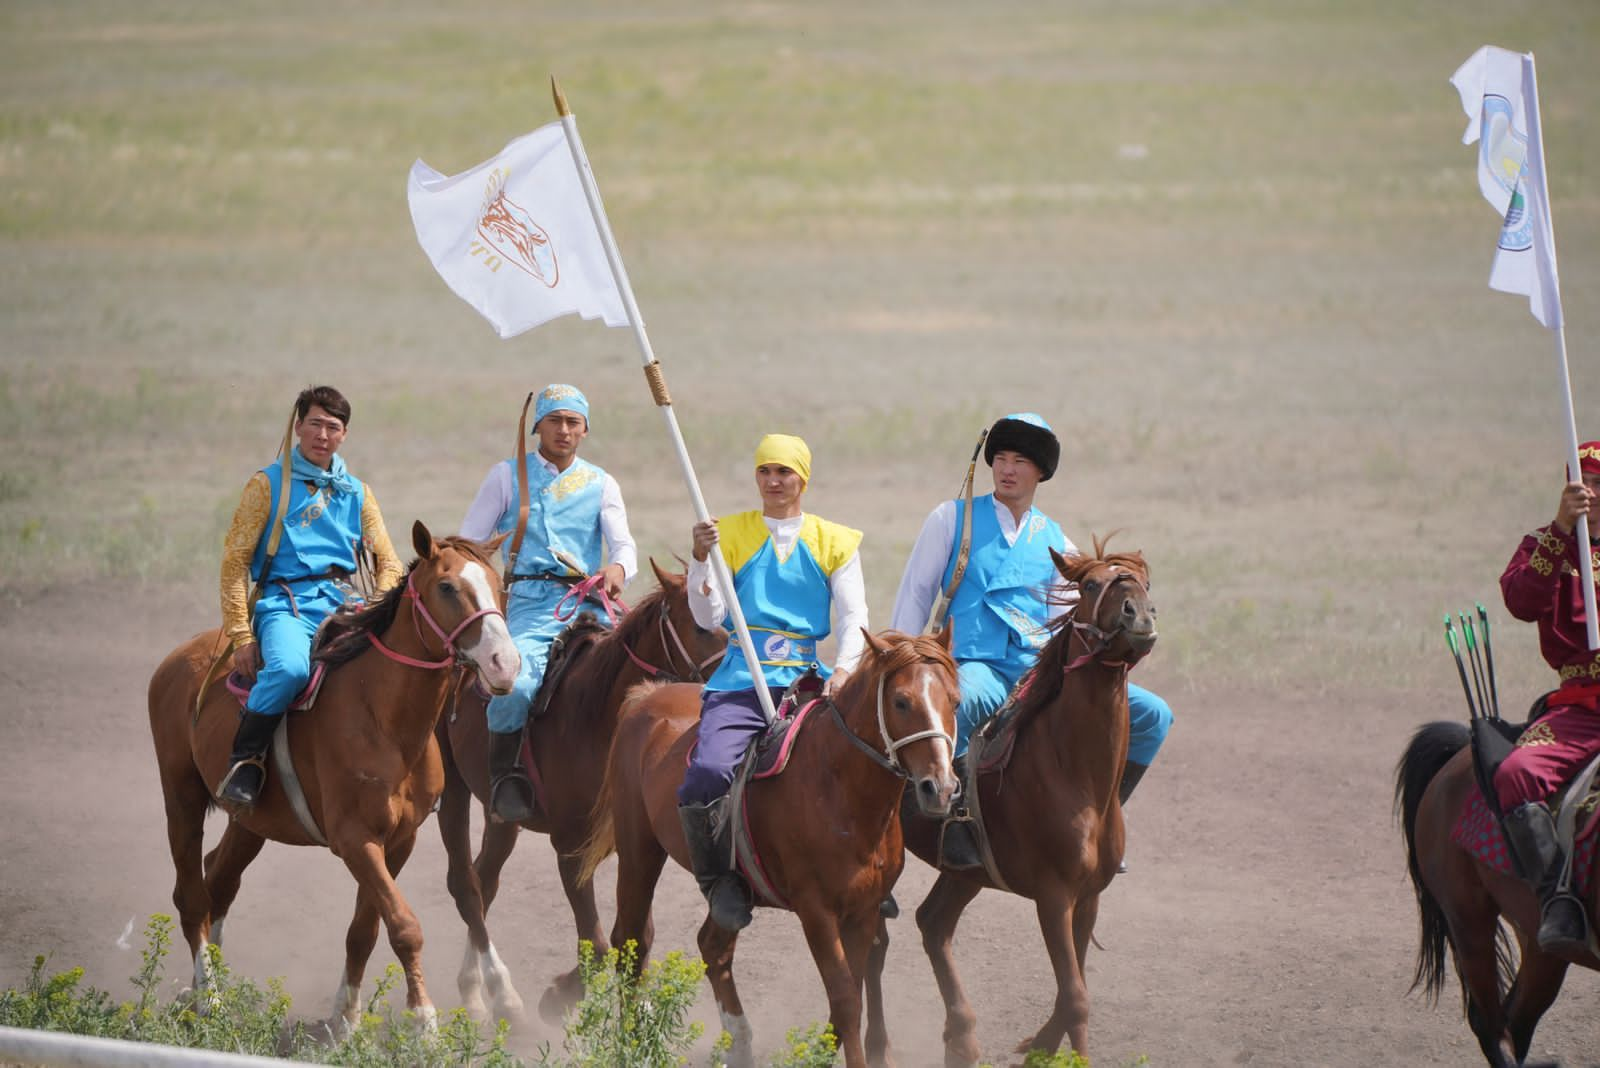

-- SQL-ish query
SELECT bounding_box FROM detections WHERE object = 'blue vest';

[249,458,365,583]
[495,455,606,578]
[704,511,861,693]
[943,494,1066,666]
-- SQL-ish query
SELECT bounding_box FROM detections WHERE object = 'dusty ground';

[2,578,1595,1067]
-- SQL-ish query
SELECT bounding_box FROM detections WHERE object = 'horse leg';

[438,764,522,1024]
[1021,891,1088,1057]
[1070,892,1100,976]
[1445,907,1517,1066]
[697,917,753,1068]
[863,913,897,1068]
[795,905,873,1068]
[157,760,216,996]
[914,874,985,1068]
[334,835,436,1031]
[607,835,667,969]
[1503,946,1568,1065]
[538,839,611,1022]
[201,822,267,942]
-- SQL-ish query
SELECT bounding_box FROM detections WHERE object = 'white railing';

[0,1026,319,1067]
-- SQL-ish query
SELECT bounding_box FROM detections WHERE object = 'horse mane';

[843,630,959,705]
[313,535,502,669]
[1015,533,1149,724]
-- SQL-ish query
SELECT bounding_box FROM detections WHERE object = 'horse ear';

[412,520,436,560]
[936,619,955,650]
[863,628,889,657]
[649,556,680,587]
[482,530,510,553]
[1049,546,1076,580]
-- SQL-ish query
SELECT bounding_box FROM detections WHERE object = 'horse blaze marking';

[468,241,503,272]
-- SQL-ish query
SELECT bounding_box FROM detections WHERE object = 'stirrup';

[489,774,537,823]
[1536,893,1591,956]
[938,814,984,870]
[217,756,267,808]
[706,873,753,933]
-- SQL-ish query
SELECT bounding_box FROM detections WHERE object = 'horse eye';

[438,580,457,595]
[1082,578,1101,593]
[694,625,714,637]
[893,695,911,713]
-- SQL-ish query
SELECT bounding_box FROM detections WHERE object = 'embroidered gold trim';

[1516,721,1558,748]
[1531,553,1554,576]
[1558,658,1600,682]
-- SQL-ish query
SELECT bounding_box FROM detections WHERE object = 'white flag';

[408,122,627,339]
[1450,46,1563,329]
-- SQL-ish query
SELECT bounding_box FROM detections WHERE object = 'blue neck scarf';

[289,447,359,496]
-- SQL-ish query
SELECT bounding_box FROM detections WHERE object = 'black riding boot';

[1502,802,1589,955]
[217,710,280,807]
[939,814,984,870]
[679,799,753,932]
[1118,760,1150,806]
[487,729,537,823]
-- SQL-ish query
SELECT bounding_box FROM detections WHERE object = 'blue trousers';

[677,687,785,806]
[246,582,344,717]
[487,581,608,734]
[955,658,1173,766]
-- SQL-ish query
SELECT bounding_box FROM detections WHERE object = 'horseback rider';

[679,433,868,931]
[889,412,1174,868]
[1494,440,1600,955]
[460,384,637,823]
[217,385,404,808]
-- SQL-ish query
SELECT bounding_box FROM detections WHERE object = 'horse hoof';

[537,983,576,1025]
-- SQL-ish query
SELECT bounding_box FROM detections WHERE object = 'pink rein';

[368,573,505,670]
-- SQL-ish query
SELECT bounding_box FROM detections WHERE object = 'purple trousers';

[677,687,786,806]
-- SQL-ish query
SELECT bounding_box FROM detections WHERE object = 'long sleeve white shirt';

[890,496,1079,634]
[459,456,638,582]
[687,513,868,675]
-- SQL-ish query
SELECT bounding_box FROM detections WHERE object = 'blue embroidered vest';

[494,455,606,578]
[704,511,862,693]
[943,494,1065,666]
[249,459,365,583]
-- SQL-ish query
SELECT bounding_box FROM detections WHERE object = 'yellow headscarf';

[754,433,812,486]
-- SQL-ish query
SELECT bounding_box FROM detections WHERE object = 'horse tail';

[1393,720,1468,1004]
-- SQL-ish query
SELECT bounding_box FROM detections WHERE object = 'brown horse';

[147,522,520,1030]
[578,628,962,1068]
[1395,720,1599,1066]
[434,559,725,1024]
[886,539,1158,1065]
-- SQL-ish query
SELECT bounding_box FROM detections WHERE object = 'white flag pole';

[550,77,779,721]
[1521,53,1598,650]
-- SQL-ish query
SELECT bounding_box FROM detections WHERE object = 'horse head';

[639,557,726,683]
[853,626,961,817]
[410,521,521,694]
[1049,534,1157,667]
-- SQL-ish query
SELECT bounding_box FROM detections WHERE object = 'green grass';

[2,0,1598,696]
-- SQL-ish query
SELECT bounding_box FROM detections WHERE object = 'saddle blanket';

[1452,786,1600,895]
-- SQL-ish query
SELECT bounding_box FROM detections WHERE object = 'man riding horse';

[460,383,637,823]
[680,433,868,931]
[1494,439,1600,955]
[890,412,1174,867]
[217,385,404,807]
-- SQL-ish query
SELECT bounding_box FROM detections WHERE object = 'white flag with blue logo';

[408,122,628,339]
[1450,46,1563,329]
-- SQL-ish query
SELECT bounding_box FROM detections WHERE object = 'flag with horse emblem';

[408,121,628,338]
[1450,46,1563,329]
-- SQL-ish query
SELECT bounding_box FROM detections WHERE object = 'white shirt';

[459,455,638,582]
[890,496,1079,635]
[687,513,868,675]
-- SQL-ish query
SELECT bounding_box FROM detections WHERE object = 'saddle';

[723,672,829,910]
[1454,692,1600,894]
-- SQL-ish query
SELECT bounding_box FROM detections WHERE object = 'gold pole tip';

[551,76,570,117]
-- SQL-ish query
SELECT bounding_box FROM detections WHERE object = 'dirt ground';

[2,578,1595,1068]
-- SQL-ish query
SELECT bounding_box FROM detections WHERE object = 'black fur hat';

[983,413,1059,481]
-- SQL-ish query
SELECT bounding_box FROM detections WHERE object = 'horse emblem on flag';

[477,167,559,287]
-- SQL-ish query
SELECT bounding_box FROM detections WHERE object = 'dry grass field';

[3,2,1599,1064]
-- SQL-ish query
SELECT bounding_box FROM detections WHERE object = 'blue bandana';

[534,383,590,430]
[289,447,360,495]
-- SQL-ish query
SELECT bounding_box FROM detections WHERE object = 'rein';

[368,573,505,670]
[622,599,721,684]
[827,670,955,778]
[555,572,627,627]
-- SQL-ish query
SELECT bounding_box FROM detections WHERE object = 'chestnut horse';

[578,628,962,1068]
[1395,720,1599,1066]
[886,540,1158,1065]
[435,559,725,1024]
[147,523,519,1029]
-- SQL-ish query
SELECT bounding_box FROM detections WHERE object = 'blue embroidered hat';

[534,384,590,429]
[984,412,1059,481]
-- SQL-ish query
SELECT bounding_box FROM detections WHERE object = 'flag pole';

[1522,53,1598,650]
[550,77,779,722]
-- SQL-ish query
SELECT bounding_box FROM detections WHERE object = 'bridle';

[369,571,506,671]
[1062,565,1147,673]
[828,663,956,778]
[621,596,722,684]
